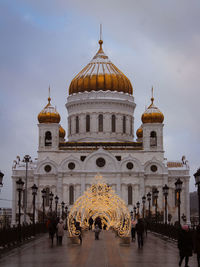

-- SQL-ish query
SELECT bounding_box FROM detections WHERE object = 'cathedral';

[11,37,190,225]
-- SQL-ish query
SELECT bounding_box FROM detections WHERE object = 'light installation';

[67,174,131,237]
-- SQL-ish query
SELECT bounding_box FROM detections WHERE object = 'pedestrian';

[75,222,82,245]
[55,217,60,244]
[48,218,57,246]
[194,224,200,267]
[89,217,93,230]
[178,224,193,267]
[94,224,101,240]
[56,219,65,245]
[135,219,144,248]
[131,219,136,242]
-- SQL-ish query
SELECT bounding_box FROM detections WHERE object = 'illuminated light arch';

[67,174,131,237]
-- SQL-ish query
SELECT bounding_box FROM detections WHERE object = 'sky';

[0,0,200,208]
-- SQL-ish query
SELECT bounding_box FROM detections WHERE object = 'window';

[98,114,103,132]
[150,131,157,147]
[69,185,74,205]
[44,165,51,173]
[96,157,106,167]
[123,116,126,134]
[45,131,52,146]
[152,187,157,206]
[76,116,79,134]
[69,117,71,135]
[127,162,134,170]
[130,117,133,135]
[45,187,50,206]
[68,162,75,170]
[86,115,90,132]
[128,185,132,205]
[111,115,116,132]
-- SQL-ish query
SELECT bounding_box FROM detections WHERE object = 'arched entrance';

[67,175,131,237]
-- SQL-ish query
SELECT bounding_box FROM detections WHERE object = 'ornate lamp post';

[142,195,146,219]
[153,188,159,223]
[31,184,38,235]
[61,201,65,219]
[16,178,24,242]
[175,178,183,225]
[49,191,54,213]
[55,195,59,217]
[22,155,32,224]
[194,168,200,224]
[136,201,140,218]
[133,206,137,220]
[41,189,46,223]
[163,184,169,224]
[0,171,4,189]
[130,210,133,220]
[147,192,151,220]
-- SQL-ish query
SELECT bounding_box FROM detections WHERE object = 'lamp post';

[31,184,38,235]
[130,210,133,220]
[55,195,59,217]
[0,171,4,189]
[147,192,151,220]
[194,168,200,224]
[142,196,146,219]
[163,184,169,224]
[136,201,140,218]
[153,188,159,223]
[16,178,24,242]
[133,206,136,220]
[49,192,54,213]
[61,201,65,219]
[41,189,46,223]
[22,155,32,224]
[175,178,183,225]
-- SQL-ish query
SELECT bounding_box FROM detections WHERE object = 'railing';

[0,223,47,249]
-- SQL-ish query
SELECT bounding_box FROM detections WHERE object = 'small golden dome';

[141,96,164,124]
[38,96,60,123]
[59,125,66,138]
[69,39,133,95]
[136,126,143,138]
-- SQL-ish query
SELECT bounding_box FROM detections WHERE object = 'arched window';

[150,131,157,147]
[69,117,71,135]
[152,187,157,206]
[76,116,79,134]
[130,117,133,135]
[111,115,116,132]
[45,187,50,206]
[123,116,126,134]
[128,185,132,205]
[86,115,90,132]
[45,131,52,146]
[98,114,103,132]
[69,185,74,205]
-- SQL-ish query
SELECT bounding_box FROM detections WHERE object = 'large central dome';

[69,40,133,95]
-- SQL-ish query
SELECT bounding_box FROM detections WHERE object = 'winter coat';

[136,220,144,235]
[49,220,57,235]
[57,222,65,237]
[194,228,200,254]
[178,229,193,257]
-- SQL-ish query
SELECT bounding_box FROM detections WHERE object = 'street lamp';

[61,201,65,219]
[194,168,200,224]
[147,192,151,220]
[0,171,4,188]
[175,178,183,225]
[153,188,159,223]
[142,196,146,219]
[41,189,46,223]
[163,184,169,224]
[55,195,59,217]
[133,206,136,220]
[16,178,24,241]
[136,201,140,218]
[130,210,133,219]
[22,154,32,224]
[49,191,54,213]
[31,184,38,235]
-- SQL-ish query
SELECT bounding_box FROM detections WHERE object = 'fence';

[0,223,47,249]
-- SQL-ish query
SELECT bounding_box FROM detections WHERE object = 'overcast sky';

[0,0,200,208]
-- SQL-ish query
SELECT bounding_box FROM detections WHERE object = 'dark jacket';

[178,229,193,257]
[135,220,144,235]
[194,226,200,254]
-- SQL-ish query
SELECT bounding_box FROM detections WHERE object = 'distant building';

[11,37,190,225]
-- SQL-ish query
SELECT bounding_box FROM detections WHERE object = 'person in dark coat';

[178,225,193,267]
[89,217,93,230]
[48,218,57,245]
[75,222,82,245]
[194,224,200,267]
[135,219,144,248]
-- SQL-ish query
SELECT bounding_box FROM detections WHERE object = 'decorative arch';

[36,157,58,174]
[144,158,167,175]
[59,155,82,172]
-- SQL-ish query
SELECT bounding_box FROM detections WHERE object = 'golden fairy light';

[67,174,131,237]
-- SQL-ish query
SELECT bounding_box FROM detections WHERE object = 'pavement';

[0,230,198,267]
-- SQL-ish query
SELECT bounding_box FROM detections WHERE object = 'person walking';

[178,224,193,267]
[75,222,82,245]
[89,217,93,230]
[194,224,200,267]
[48,218,57,246]
[94,224,101,240]
[131,219,136,242]
[135,219,144,248]
[56,219,65,245]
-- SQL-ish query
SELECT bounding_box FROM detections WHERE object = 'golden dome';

[141,96,164,124]
[69,40,133,95]
[59,125,66,138]
[38,96,60,123]
[136,126,143,138]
